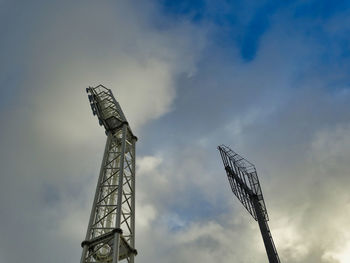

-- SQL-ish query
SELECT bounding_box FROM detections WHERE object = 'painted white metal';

[81,85,137,263]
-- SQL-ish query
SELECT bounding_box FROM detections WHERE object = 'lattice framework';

[81,85,137,263]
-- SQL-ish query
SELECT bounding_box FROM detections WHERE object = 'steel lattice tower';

[218,145,280,263]
[81,85,137,263]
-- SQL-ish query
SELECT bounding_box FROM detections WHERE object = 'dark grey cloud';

[135,5,350,262]
[0,0,205,262]
[1,0,350,263]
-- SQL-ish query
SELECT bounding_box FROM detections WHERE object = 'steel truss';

[218,145,280,263]
[81,85,137,263]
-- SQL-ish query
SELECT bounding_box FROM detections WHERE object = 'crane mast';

[218,145,280,263]
[81,85,137,263]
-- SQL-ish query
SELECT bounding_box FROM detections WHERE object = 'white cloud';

[322,241,350,263]
[137,155,163,175]
[2,1,350,263]
[0,1,206,262]
[136,203,157,229]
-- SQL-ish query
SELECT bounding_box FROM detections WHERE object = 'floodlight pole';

[81,85,137,263]
[218,145,280,263]
[252,197,279,263]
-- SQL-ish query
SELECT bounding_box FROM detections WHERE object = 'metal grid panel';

[87,85,131,134]
[218,145,268,221]
[218,145,281,263]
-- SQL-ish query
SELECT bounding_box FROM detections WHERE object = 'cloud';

[131,5,350,262]
[1,1,350,263]
[0,0,206,262]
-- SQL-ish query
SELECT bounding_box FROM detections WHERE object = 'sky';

[1,0,350,262]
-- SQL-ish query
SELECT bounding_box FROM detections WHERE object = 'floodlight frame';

[218,144,280,263]
[86,84,135,137]
[218,145,268,221]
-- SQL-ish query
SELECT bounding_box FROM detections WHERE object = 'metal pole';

[112,124,128,263]
[130,137,136,263]
[80,133,112,263]
[252,197,280,263]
